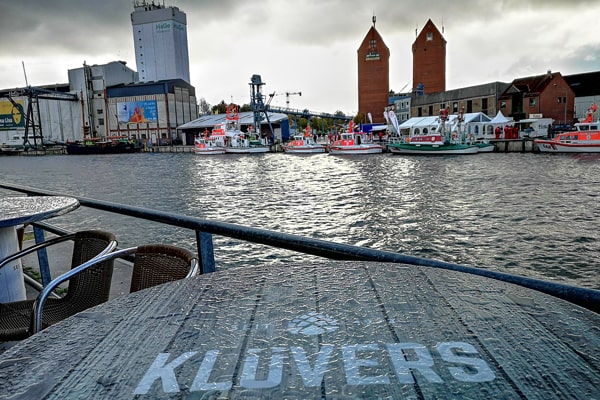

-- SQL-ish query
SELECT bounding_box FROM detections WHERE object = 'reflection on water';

[0,152,598,289]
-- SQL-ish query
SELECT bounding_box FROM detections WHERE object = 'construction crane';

[284,91,301,108]
[267,91,302,108]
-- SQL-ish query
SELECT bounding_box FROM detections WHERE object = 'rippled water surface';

[1,152,598,289]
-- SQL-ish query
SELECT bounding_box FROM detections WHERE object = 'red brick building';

[412,19,446,94]
[357,18,389,123]
[499,71,575,124]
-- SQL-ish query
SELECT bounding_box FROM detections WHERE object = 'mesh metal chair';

[32,243,198,333]
[0,230,117,341]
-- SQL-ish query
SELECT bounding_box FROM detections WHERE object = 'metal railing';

[1,182,599,313]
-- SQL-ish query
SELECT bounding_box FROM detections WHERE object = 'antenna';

[22,61,29,87]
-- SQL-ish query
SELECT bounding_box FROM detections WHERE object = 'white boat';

[328,122,383,155]
[222,104,270,154]
[193,134,226,155]
[6,133,56,149]
[534,103,600,153]
[194,124,226,155]
[282,126,326,154]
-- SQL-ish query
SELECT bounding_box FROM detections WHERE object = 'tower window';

[369,39,377,51]
[426,32,433,41]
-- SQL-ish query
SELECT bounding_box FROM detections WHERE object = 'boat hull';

[194,147,226,155]
[66,142,142,155]
[474,143,495,153]
[328,145,383,155]
[225,147,270,154]
[534,140,600,153]
[283,146,326,154]
[389,143,479,155]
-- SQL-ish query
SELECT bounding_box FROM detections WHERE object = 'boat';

[5,133,57,150]
[472,141,495,153]
[282,126,327,154]
[388,134,479,155]
[388,108,479,155]
[328,121,383,155]
[193,128,226,155]
[0,145,22,156]
[66,136,142,155]
[534,103,600,153]
[222,104,269,154]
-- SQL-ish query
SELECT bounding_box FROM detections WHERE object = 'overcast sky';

[1,0,598,115]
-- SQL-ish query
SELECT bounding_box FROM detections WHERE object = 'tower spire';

[372,14,376,28]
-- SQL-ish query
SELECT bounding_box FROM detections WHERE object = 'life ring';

[431,136,435,142]
[451,132,458,140]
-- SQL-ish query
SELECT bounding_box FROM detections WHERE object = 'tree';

[211,101,228,115]
[198,98,211,115]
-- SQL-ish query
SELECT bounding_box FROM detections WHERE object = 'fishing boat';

[193,128,226,155]
[66,136,142,155]
[472,141,495,153]
[388,108,478,155]
[222,104,269,154]
[534,103,600,153]
[282,126,326,154]
[328,121,383,155]
[388,134,479,155]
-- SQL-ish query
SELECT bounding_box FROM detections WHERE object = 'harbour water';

[0,152,598,290]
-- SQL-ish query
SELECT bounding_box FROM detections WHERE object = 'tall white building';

[131,1,190,83]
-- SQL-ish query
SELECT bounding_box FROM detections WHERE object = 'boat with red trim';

[534,103,600,153]
[327,121,383,155]
[194,127,226,155]
[222,104,269,154]
[282,126,326,154]
[388,108,478,155]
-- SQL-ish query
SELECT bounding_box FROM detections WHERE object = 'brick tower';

[357,16,390,123]
[412,19,446,94]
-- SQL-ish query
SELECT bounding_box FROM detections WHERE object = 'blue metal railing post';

[195,230,215,274]
[33,226,52,286]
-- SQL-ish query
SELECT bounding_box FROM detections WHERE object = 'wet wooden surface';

[0,260,598,399]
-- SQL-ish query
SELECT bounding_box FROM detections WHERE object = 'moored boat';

[388,134,479,155]
[221,104,270,154]
[66,136,142,155]
[328,122,383,155]
[194,128,226,155]
[282,126,326,154]
[388,108,479,155]
[534,103,600,153]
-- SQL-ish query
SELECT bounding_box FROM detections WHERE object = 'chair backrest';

[63,230,117,308]
[130,244,197,293]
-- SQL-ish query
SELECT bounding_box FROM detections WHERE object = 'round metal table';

[0,260,598,399]
[0,196,79,302]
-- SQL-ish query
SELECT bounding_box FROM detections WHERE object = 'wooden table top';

[0,196,79,228]
[0,261,598,399]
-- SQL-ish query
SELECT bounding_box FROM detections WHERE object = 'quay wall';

[7,140,538,155]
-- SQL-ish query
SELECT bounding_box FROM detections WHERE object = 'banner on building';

[0,99,25,130]
[117,100,158,124]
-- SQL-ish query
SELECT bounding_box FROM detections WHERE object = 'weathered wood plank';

[0,261,598,399]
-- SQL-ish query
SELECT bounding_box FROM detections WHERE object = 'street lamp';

[553,83,567,124]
